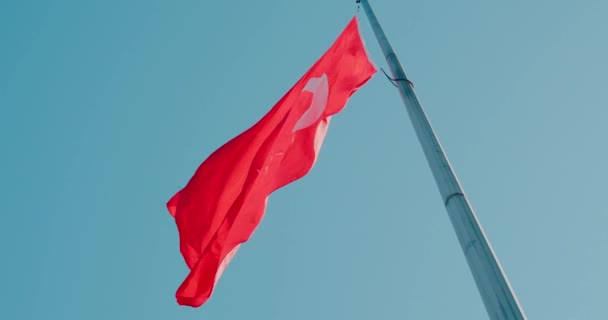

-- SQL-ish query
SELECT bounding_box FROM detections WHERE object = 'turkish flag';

[167,17,376,307]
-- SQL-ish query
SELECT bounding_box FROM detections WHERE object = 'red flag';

[167,17,376,307]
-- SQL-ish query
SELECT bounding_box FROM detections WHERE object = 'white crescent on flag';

[293,73,329,131]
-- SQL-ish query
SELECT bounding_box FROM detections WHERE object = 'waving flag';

[167,17,376,307]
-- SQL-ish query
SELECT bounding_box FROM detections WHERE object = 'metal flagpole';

[357,1,527,319]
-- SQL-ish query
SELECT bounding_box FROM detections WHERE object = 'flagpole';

[357,1,527,319]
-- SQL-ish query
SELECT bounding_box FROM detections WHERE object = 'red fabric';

[167,17,376,307]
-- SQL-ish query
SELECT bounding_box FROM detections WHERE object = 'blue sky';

[2,0,607,319]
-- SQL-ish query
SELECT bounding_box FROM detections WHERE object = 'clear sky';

[2,0,607,319]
